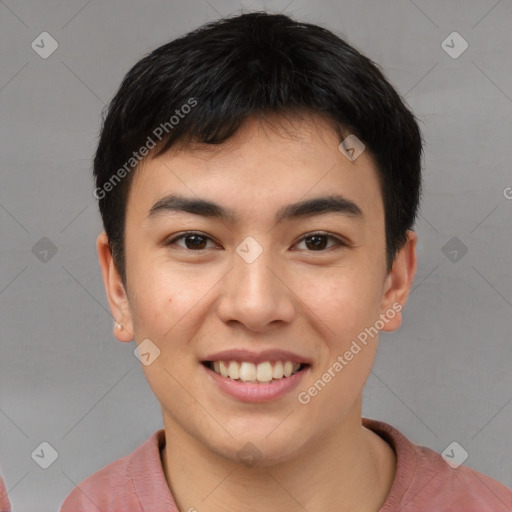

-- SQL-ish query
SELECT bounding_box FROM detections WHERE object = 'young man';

[60,11,512,512]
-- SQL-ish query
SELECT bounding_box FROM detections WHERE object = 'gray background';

[1,0,511,510]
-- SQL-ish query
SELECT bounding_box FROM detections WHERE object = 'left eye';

[165,231,344,251]
[294,232,344,251]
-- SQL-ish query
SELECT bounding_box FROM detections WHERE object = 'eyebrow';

[147,193,363,224]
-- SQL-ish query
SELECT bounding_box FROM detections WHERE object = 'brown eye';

[166,232,216,250]
[295,232,345,251]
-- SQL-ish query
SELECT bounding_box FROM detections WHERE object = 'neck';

[160,403,396,512]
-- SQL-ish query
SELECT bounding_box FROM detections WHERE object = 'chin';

[209,429,311,469]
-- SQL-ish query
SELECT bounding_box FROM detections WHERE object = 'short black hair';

[93,11,423,285]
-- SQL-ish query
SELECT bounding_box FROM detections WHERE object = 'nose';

[217,243,295,332]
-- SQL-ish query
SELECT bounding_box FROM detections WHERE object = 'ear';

[379,229,418,332]
[96,232,134,342]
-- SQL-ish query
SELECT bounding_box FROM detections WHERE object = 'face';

[98,113,416,466]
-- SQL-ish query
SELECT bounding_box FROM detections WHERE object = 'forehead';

[127,113,384,227]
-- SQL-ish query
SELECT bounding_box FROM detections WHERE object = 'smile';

[201,358,311,402]
[203,360,308,383]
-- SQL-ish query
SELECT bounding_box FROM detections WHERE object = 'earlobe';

[96,232,135,342]
[113,319,134,342]
[379,230,418,333]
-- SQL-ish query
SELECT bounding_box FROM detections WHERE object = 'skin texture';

[97,112,417,512]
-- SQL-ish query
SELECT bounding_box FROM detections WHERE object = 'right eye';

[164,231,218,251]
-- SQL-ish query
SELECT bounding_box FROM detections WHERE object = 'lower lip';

[202,363,310,403]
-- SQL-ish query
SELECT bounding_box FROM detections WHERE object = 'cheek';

[129,265,192,335]
[299,268,382,342]
[128,265,219,367]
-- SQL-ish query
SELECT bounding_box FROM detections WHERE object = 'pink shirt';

[0,476,10,512]
[60,418,512,511]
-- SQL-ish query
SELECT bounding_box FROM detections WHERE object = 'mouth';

[201,360,310,384]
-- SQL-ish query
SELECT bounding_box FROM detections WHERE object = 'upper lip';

[202,348,312,365]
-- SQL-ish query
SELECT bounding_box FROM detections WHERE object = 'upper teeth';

[211,360,302,382]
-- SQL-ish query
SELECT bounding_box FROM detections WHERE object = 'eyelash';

[165,231,347,252]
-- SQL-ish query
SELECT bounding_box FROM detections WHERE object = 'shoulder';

[59,430,164,512]
[363,418,512,512]
[0,475,10,512]
[59,450,138,511]
[411,443,512,511]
